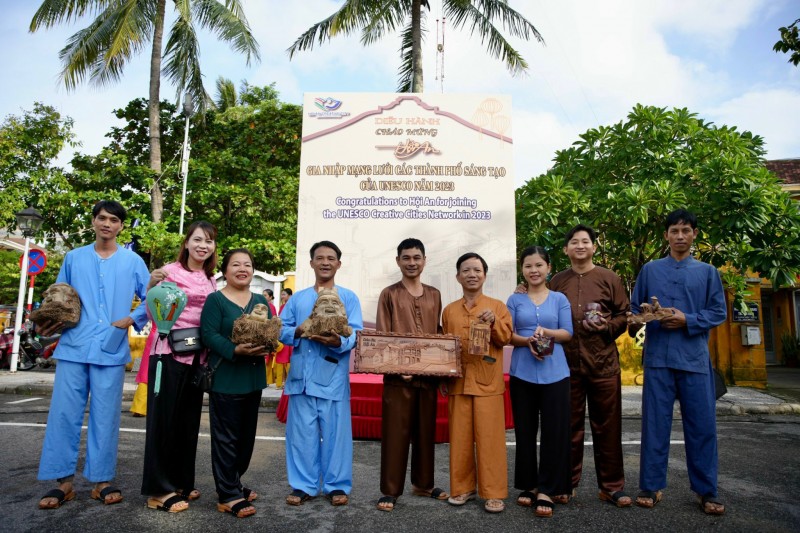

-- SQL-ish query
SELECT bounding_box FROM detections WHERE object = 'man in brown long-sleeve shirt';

[375,238,448,511]
[549,224,632,507]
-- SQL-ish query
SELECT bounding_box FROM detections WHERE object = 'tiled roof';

[766,158,800,184]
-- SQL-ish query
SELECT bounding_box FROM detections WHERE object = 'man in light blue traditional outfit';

[38,200,150,510]
[629,209,727,515]
[281,240,363,507]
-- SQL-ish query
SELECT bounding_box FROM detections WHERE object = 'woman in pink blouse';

[140,221,218,513]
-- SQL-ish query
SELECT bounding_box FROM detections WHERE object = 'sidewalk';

[1,366,799,415]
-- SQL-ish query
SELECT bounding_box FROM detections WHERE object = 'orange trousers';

[448,393,508,500]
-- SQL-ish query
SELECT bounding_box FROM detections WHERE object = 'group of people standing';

[35,201,727,520]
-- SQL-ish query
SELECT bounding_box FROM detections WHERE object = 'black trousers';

[209,390,261,503]
[509,375,572,496]
[141,353,204,495]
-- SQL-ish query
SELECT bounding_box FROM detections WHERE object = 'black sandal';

[39,488,75,510]
[377,495,396,511]
[147,494,188,513]
[517,490,536,507]
[636,490,663,508]
[217,499,256,518]
[535,498,555,518]
[286,489,313,506]
[243,487,258,502]
[599,490,633,507]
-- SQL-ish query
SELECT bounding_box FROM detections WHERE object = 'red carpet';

[276,373,515,442]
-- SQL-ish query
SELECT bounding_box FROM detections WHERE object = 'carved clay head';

[312,288,346,318]
[250,303,270,322]
[29,283,81,328]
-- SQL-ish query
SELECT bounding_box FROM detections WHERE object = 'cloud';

[705,88,800,159]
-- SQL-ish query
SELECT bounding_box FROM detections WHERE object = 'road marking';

[5,397,43,404]
[0,423,683,445]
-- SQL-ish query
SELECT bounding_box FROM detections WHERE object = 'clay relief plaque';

[354,330,462,377]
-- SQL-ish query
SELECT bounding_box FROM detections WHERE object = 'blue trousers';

[38,360,125,482]
[640,362,718,497]
[286,393,353,496]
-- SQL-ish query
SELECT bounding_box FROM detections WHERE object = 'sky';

[1,0,799,188]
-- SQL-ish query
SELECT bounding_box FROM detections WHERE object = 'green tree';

[288,0,543,92]
[774,18,800,66]
[29,0,261,223]
[516,104,800,303]
[188,82,301,273]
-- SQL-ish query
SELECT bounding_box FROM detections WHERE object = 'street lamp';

[10,207,43,373]
[178,92,194,236]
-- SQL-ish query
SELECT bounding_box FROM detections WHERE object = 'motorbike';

[0,320,59,371]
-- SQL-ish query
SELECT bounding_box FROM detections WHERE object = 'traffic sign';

[19,249,47,276]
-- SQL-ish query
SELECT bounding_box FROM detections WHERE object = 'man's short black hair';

[564,224,596,246]
[397,238,425,257]
[92,200,127,222]
[310,240,342,260]
[664,209,697,231]
[456,252,488,274]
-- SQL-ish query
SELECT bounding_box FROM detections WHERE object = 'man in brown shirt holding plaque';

[549,224,632,507]
[375,238,448,511]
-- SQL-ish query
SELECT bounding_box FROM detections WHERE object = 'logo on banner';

[309,97,350,119]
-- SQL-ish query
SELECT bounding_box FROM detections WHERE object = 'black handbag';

[168,327,204,354]
[190,351,221,392]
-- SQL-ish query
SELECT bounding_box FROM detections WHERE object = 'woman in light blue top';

[506,246,573,518]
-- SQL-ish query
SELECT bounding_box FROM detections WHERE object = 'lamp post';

[178,93,194,236]
[10,207,43,373]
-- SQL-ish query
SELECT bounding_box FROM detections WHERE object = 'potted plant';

[780,333,800,368]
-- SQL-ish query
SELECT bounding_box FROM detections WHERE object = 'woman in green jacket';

[200,248,270,519]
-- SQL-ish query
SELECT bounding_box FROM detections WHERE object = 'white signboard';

[296,93,517,325]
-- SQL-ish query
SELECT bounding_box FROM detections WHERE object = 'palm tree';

[30,0,260,223]
[215,76,239,111]
[288,0,543,93]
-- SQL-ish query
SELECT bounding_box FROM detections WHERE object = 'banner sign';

[297,93,517,324]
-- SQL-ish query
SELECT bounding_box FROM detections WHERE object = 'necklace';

[223,289,253,313]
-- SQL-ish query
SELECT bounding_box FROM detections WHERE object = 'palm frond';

[162,12,209,112]
[470,0,544,42]
[58,1,154,89]
[192,0,260,64]
[445,0,537,75]
[396,20,415,93]
[287,0,380,58]
[215,75,237,111]
[361,2,409,46]
[30,0,116,31]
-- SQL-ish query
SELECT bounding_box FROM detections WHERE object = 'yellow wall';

[618,282,771,388]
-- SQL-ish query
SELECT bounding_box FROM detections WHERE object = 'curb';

[0,385,281,411]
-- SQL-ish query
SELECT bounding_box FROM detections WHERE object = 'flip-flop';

[217,499,256,518]
[699,495,725,515]
[377,495,396,512]
[91,486,123,505]
[39,488,75,510]
[327,489,349,506]
[411,487,448,500]
[599,490,633,507]
[635,490,663,508]
[147,494,188,513]
[286,489,313,506]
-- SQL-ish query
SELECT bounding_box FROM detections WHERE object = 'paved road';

[1,394,798,532]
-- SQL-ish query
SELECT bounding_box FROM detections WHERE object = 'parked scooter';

[0,321,59,371]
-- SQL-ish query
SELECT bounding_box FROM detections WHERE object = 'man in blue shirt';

[38,201,149,510]
[629,209,727,515]
[280,241,363,507]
